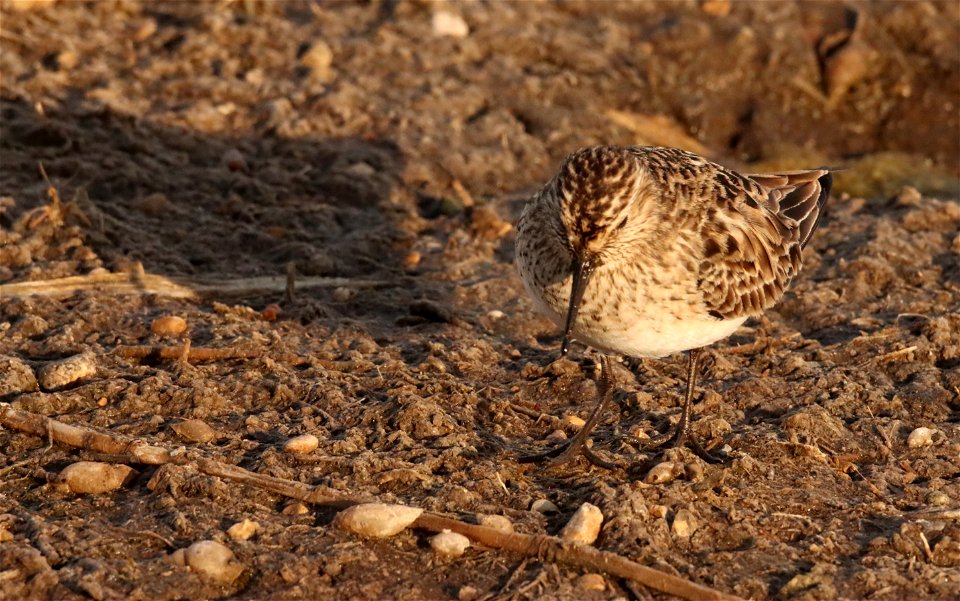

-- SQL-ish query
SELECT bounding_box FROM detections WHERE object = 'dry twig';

[0,272,391,300]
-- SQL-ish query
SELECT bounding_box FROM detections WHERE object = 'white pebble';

[907,427,936,448]
[559,502,603,545]
[531,499,559,514]
[184,540,244,584]
[432,10,469,38]
[334,503,423,538]
[430,530,471,558]
[226,518,259,541]
[486,310,505,319]
[478,514,513,533]
[283,434,319,455]
[671,508,698,538]
[645,461,683,484]
[38,352,96,390]
[59,462,135,494]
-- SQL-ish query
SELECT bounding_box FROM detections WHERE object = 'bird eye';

[616,217,628,230]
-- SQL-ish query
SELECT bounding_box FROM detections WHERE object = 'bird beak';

[560,252,597,356]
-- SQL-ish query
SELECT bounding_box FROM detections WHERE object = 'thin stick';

[412,513,745,601]
[0,272,392,300]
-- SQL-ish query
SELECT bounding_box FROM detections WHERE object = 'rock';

[531,499,559,514]
[907,427,936,448]
[0,355,38,396]
[429,530,471,558]
[172,419,217,443]
[300,40,334,83]
[478,514,514,533]
[38,353,96,390]
[283,434,320,455]
[332,287,354,302]
[645,461,683,484]
[333,503,423,538]
[10,314,47,338]
[184,540,243,584]
[458,585,479,601]
[226,519,259,541]
[701,0,732,16]
[894,185,922,207]
[575,573,606,591]
[282,502,310,516]
[559,503,603,545]
[649,505,669,519]
[151,315,188,337]
[563,414,586,429]
[134,192,170,214]
[59,462,136,494]
[671,508,698,538]
[432,10,469,38]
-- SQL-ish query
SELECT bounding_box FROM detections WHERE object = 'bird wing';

[696,167,832,319]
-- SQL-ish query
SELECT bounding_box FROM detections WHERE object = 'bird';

[515,145,833,465]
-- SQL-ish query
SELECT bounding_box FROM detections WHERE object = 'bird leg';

[518,355,618,469]
[641,348,723,464]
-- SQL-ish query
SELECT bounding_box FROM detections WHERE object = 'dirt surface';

[2,1,960,600]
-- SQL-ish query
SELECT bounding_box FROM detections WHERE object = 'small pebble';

[332,287,354,302]
[894,185,922,207]
[172,419,217,443]
[430,530,471,558]
[222,148,249,174]
[432,10,469,38]
[38,352,96,390]
[927,491,950,507]
[486,309,505,319]
[59,462,136,494]
[227,518,259,541]
[531,499,559,514]
[184,540,243,584]
[261,304,282,321]
[546,429,567,441]
[299,39,334,83]
[671,508,698,538]
[283,434,320,455]
[907,427,936,448]
[575,573,606,591]
[135,192,170,214]
[334,503,423,538]
[645,461,683,484]
[403,251,422,270]
[701,0,732,16]
[151,315,187,337]
[563,415,586,429]
[282,502,310,516]
[478,514,514,533]
[649,505,669,519]
[559,502,604,545]
[458,585,479,601]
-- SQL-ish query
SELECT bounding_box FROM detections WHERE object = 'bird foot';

[517,438,620,469]
[638,428,726,464]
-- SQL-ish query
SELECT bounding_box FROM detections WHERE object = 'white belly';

[576,315,747,358]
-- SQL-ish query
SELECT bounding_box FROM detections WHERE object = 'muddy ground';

[1,1,959,600]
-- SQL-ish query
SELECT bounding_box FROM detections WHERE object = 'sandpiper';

[515,145,832,464]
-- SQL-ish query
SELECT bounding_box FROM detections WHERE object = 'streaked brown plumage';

[515,145,833,464]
